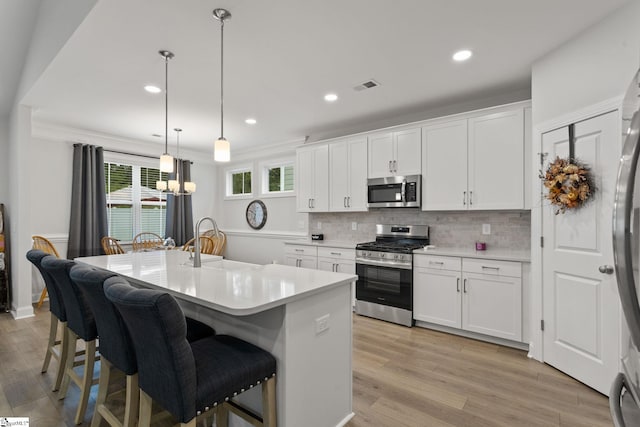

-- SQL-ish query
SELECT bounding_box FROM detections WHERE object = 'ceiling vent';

[354,79,380,92]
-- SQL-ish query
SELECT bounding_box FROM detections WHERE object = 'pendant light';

[159,50,175,173]
[213,8,231,162]
[160,128,196,195]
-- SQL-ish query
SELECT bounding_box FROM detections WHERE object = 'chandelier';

[157,128,196,195]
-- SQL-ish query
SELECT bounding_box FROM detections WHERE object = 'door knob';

[598,265,614,274]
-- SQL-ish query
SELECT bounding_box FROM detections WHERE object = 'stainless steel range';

[355,224,429,327]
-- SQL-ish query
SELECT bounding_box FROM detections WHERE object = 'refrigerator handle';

[613,109,640,349]
[609,373,628,427]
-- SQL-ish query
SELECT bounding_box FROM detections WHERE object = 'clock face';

[246,200,267,230]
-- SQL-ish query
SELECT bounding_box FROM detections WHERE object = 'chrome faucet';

[193,216,216,267]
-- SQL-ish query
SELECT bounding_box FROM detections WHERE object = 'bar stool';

[69,264,216,427]
[104,279,277,427]
[41,256,99,425]
[26,249,69,391]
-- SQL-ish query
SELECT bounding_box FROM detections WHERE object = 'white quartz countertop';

[283,240,357,250]
[76,251,356,316]
[413,247,531,263]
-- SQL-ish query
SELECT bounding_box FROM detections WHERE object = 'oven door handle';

[356,258,412,270]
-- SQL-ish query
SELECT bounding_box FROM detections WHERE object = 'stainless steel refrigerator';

[611,69,640,426]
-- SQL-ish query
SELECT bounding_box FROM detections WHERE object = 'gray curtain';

[165,159,194,246]
[67,144,108,259]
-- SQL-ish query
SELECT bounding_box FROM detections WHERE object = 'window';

[226,166,252,197]
[104,160,168,242]
[261,160,294,196]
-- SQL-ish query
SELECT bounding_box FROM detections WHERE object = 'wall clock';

[246,200,267,230]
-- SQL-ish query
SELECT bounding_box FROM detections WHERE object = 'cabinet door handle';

[469,191,473,205]
[344,197,347,208]
[330,252,342,256]
[294,249,304,252]
[393,160,397,172]
[481,266,500,271]
[389,160,392,172]
[463,191,466,206]
[429,261,444,265]
[463,278,467,293]
[347,196,351,207]
[308,198,311,208]
[334,263,338,272]
[457,277,460,292]
[311,198,315,208]
[296,259,300,267]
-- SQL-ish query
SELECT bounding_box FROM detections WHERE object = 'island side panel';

[283,281,354,427]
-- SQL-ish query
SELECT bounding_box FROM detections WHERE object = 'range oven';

[355,224,429,327]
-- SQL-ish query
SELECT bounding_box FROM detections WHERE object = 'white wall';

[215,145,308,265]
[0,115,8,202]
[532,1,640,126]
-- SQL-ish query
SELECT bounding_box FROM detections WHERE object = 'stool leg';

[36,287,48,309]
[90,357,111,427]
[42,313,58,373]
[123,373,139,427]
[216,404,229,427]
[262,376,277,427]
[53,322,70,392]
[138,389,153,427]
[58,329,78,399]
[74,339,97,425]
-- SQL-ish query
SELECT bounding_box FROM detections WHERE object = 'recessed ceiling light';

[144,85,162,94]
[452,50,473,62]
[324,93,338,102]
[245,118,257,125]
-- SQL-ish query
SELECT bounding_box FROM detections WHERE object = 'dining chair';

[32,235,60,308]
[41,256,99,425]
[201,229,226,256]
[101,236,125,255]
[104,280,277,427]
[27,249,70,392]
[182,236,216,254]
[131,232,163,252]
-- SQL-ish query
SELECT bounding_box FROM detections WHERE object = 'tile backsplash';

[309,210,531,251]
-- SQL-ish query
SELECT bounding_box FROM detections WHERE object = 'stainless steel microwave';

[367,175,421,208]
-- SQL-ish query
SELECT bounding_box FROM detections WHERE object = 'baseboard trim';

[414,320,529,351]
[335,412,355,427]
[11,305,34,319]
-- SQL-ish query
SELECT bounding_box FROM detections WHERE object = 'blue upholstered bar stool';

[41,256,99,425]
[69,265,216,427]
[26,249,69,391]
[104,278,277,427]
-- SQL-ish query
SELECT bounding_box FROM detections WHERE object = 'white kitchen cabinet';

[284,244,318,268]
[468,108,524,210]
[413,255,523,342]
[368,128,421,178]
[296,144,329,212]
[422,106,527,211]
[329,137,368,211]
[422,119,468,210]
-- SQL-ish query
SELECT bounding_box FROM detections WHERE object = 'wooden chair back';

[200,229,226,256]
[32,235,60,258]
[101,237,125,255]
[132,232,163,252]
[182,236,216,254]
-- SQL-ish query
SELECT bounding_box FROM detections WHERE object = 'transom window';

[226,166,252,197]
[262,162,294,194]
[104,160,168,242]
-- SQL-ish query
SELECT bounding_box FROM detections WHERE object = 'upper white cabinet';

[422,120,468,210]
[422,105,528,211]
[296,144,329,212]
[329,137,368,211]
[368,128,421,178]
[468,109,524,210]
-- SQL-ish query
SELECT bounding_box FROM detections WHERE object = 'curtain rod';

[102,148,192,164]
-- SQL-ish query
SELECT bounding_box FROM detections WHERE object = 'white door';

[368,132,393,178]
[296,148,314,212]
[310,145,329,211]
[542,110,620,395]
[394,128,422,176]
[414,267,462,328]
[329,140,349,212]
[347,137,368,211]
[422,119,468,210]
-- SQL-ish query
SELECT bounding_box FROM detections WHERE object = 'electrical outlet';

[316,314,330,334]
[317,222,322,230]
[351,222,357,231]
[482,224,491,235]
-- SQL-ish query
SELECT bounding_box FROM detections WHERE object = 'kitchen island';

[77,250,356,427]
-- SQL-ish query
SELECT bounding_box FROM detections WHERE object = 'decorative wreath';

[541,156,593,214]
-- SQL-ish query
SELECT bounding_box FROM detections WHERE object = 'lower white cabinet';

[284,244,318,269]
[414,255,522,342]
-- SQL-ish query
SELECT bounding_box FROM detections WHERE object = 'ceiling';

[7,0,631,155]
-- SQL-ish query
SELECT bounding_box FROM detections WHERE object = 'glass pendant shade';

[168,179,180,193]
[159,153,174,173]
[156,180,167,191]
[214,137,230,162]
[184,181,196,193]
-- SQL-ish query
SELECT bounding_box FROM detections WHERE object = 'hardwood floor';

[0,305,612,426]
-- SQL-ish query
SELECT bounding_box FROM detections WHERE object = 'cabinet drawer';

[317,247,355,260]
[414,255,461,271]
[284,244,318,257]
[462,258,521,278]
